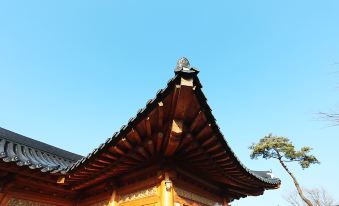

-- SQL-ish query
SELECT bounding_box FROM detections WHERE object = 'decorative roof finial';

[174,57,199,74]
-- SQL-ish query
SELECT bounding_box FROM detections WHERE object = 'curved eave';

[66,75,180,173]
[0,128,81,174]
[193,79,281,188]
[66,69,280,193]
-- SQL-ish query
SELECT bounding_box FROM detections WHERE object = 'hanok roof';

[0,127,82,173]
[0,58,280,200]
[65,57,280,198]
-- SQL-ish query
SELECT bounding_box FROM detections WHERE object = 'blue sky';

[1,1,339,205]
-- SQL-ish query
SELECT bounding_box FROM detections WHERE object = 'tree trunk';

[278,158,313,206]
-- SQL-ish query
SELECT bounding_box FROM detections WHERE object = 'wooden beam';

[118,165,160,183]
[71,133,158,190]
[215,157,232,164]
[156,132,164,153]
[206,144,221,153]
[146,139,154,155]
[162,85,180,152]
[158,101,164,129]
[173,78,194,120]
[78,170,92,175]
[201,135,217,147]
[16,176,73,194]
[162,78,194,156]
[101,152,118,160]
[118,176,160,195]
[189,110,204,132]
[121,138,133,150]
[136,146,149,159]
[130,128,141,144]
[0,162,56,184]
[165,119,183,156]
[183,147,203,159]
[195,124,212,141]
[175,167,221,191]
[178,161,262,197]
[146,117,152,138]
[97,157,113,165]
[128,152,144,162]
[177,133,193,151]
[71,173,91,177]
[181,125,263,191]
[110,146,125,156]
[170,85,180,118]
[182,141,200,153]
[188,155,208,163]
[211,151,227,160]
[91,161,107,168]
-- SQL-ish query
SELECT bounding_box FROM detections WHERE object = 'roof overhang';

[64,59,280,199]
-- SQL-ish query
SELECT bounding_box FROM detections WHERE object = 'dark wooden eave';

[63,58,281,200]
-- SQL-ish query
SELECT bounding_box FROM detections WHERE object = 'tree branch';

[278,159,314,206]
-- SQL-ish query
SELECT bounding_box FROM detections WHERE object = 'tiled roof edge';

[0,127,82,161]
[67,74,183,172]
[193,85,281,186]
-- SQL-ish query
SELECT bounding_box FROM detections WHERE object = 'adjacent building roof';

[0,127,82,173]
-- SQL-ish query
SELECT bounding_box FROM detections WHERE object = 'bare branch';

[284,188,337,206]
[318,112,339,127]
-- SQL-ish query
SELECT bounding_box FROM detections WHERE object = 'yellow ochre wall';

[1,174,228,206]
[86,174,226,206]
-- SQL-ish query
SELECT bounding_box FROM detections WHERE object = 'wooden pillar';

[223,197,230,206]
[108,189,118,206]
[160,172,174,206]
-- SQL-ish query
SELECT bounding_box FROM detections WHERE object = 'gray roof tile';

[0,127,82,173]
